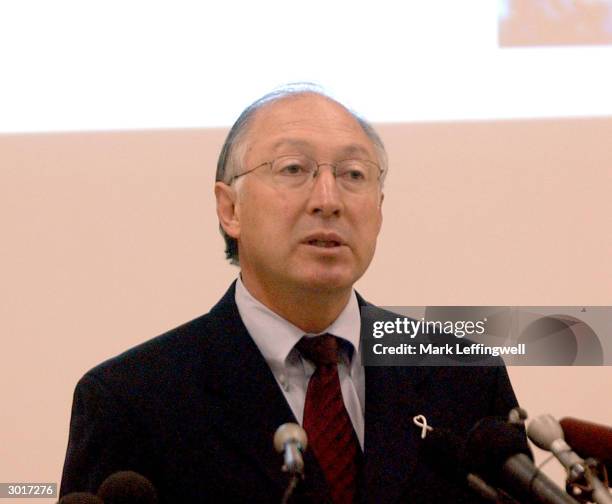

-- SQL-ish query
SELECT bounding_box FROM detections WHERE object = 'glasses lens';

[336,160,379,192]
[270,155,314,188]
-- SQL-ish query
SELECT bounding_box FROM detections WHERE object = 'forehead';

[243,94,377,159]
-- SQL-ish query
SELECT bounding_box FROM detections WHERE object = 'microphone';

[419,422,518,502]
[97,471,158,504]
[274,423,308,504]
[528,415,587,482]
[273,423,308,476]
[57,492,104,504]
[560,417,612,480]
[528,415,611,504]
[468,417,579,504]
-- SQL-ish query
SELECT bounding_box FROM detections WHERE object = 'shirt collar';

[234,276,361,368]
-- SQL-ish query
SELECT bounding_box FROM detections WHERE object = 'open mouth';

[307,239,342,248]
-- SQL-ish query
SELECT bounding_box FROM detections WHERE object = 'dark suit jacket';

[61,282,520,503]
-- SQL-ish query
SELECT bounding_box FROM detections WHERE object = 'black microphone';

[419,423,517,502]
[57,492,103,504]
[467,417,579,504]
[96,471,158,504]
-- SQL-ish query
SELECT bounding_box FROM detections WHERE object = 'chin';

[296,269,357,293]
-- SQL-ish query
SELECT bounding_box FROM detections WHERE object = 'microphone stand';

[566,458,611,504]
[281,475,301,504]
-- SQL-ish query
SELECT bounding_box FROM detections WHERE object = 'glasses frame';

[230,154,384,191]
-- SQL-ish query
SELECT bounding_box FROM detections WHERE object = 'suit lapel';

[363,366,435,503]
[358,296,436,504]
[201,282,330,500]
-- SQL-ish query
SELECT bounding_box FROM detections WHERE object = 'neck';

[240,273,352,334]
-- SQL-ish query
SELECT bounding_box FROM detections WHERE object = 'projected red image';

[499,0,612,47]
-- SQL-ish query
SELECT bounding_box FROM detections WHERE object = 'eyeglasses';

[231,154,383,193]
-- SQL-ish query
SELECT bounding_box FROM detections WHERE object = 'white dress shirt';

[234,277,365,449]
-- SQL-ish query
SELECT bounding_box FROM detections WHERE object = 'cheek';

[350,209,382,262]
[240,188,297,239]
[350,200,382,237]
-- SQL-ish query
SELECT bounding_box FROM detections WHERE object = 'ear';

[215,182,240,239]
[376,191,384,231]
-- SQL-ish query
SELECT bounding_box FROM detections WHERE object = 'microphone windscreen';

[466,417,532,483]
[97,471,158,504]
[560,416,612,482]
[526,414,565,450]
[273,422,308,452]
[420,424,525,503]
[420,426,468,481]
[58,492,104,504]
[560,417,612,463]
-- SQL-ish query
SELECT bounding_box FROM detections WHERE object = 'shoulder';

[357,295,518,419]
[75,312,210,402]
[77,282,241,401]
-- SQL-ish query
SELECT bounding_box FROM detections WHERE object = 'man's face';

[217,94,384,295]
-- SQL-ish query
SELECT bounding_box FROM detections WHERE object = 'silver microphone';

[274,423,308,476]
[528,414,612,504]
[528,414,586,482]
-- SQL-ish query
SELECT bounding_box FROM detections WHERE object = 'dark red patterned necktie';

[296,334,361,504]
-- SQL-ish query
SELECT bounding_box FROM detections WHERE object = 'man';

[61,87,520,503]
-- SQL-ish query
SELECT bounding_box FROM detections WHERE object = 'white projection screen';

[1,0,611,492]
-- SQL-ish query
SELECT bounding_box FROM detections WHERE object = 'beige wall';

[1,119,611,492]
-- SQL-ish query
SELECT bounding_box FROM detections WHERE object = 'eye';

[274,157,311,177]
[346,169,366,180]
[281,163,306,175]
[338,161,368,182]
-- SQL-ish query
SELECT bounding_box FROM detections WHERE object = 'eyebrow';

[271,139,373,159]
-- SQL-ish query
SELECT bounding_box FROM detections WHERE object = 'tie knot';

[297,334,340,366]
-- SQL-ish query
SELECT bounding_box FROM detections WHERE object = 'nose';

[306,164,344,218]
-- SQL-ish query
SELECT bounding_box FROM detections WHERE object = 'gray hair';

[215,83,388,265]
